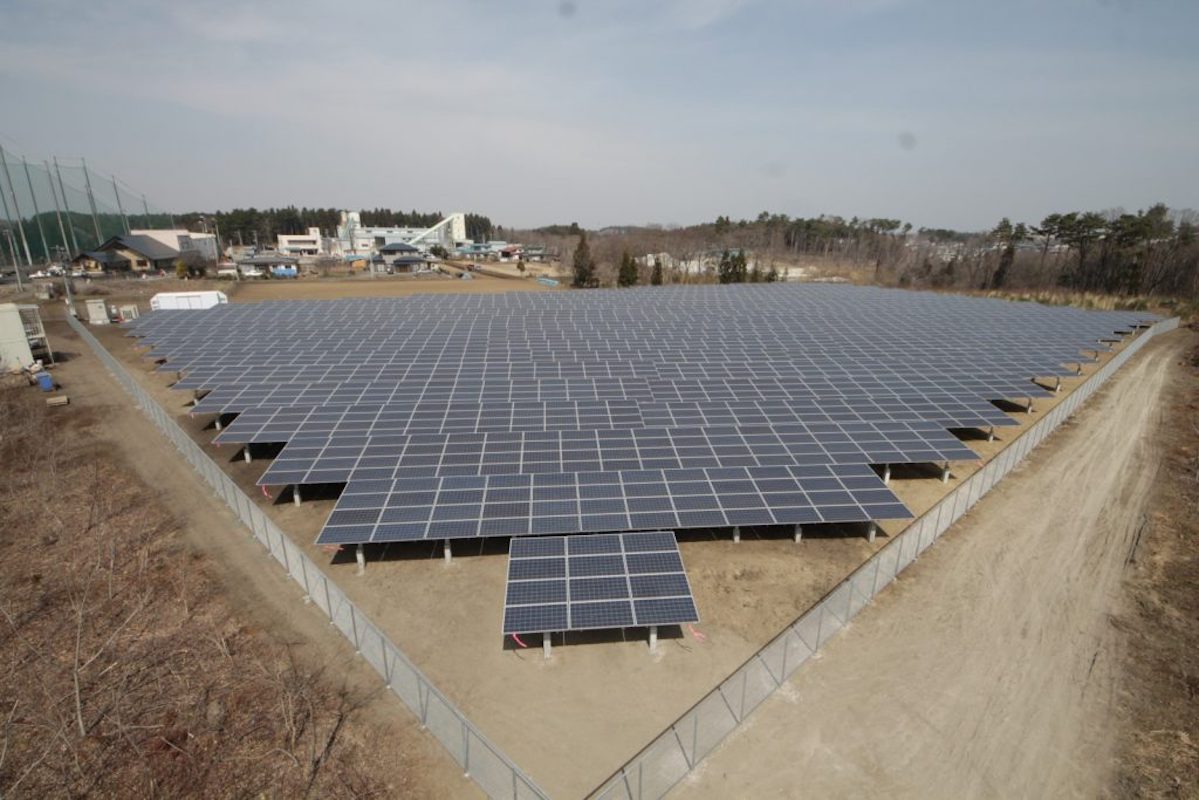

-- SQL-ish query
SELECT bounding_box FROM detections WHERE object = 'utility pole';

[45,161,71,265]
[22,158,50,263]
[80,157,103,246]
[111,175,129,234]
[53,157,81,254]
[0,146,33,273]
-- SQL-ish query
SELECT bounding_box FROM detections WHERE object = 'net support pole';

[21,158,49,263]
[53,158,80,255]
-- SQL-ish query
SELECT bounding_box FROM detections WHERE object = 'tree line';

[542,203,1198,299]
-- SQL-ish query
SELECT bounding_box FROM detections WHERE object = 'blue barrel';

[36,372,53,392]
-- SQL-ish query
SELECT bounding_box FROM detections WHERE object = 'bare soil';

[13,322,475,798]
[227,273,549,302]
[1112,332,1199,799]
[67,307,1152,797]
[672,330,1197,800]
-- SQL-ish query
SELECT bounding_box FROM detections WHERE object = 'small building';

[379,241,421,260]
[277,227,326,256]
[72,234,181,274]
[0,303,51,371]
[131,229,218,262]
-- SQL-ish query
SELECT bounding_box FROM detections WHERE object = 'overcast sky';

[1,0,1196,231]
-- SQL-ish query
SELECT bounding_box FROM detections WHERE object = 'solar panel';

[502,531,699,634]
[124,285,1158,547]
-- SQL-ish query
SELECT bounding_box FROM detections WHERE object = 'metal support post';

[649,625,658,653]
[81,158,103,246]
[111,175,129,234]
[356,543,366,575]
[21,158,49,263]
[0,146,32,276]
[53,158,80,255]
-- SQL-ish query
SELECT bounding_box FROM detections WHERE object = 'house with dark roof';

[72,234,182,274]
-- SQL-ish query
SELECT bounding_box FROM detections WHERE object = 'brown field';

[67,309,1164,799]
[0,338,471,798]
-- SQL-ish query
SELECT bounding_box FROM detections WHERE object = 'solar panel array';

[503,531,699,634]
[126,284,1154,546]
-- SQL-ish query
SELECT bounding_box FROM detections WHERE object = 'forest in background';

[521,204,1199,301]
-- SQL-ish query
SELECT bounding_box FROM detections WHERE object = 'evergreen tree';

[731,250,749,282]
[717,249,735,283]
[650,257,663,286]
[617,250,639,287]
[571,232,595,288]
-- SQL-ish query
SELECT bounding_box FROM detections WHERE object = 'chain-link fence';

[67,315,548,800]
[590,317,1180,800]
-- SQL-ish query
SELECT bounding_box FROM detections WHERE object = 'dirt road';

[673,331,1188,800]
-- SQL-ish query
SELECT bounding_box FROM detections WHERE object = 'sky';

[1,0,1196,231]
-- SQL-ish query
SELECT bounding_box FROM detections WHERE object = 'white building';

[335,211,467,255]
[130,229,219,262]
[277,227,326,256]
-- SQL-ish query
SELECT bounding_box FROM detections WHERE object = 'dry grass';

[1113,336,1199,798]
[0,389,408,798]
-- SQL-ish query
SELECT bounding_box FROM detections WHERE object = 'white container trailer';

[150,291,229,311]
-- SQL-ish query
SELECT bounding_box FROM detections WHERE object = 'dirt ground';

[60,307,1150,798]
[43,323,478,798]
[227,272,550,302]
[1112,332,1199,798]
[671,329,1196,800]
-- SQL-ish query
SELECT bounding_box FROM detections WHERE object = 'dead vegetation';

[1114,333,1199,798]
[0,388,408,798]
